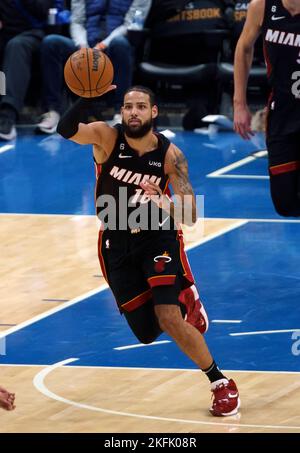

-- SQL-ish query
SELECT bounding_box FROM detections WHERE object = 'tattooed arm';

[140,144,197,226]
[165,144,197,225]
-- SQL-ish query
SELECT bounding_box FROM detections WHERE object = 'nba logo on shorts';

[105,239,110,249]
[0,71,6,95]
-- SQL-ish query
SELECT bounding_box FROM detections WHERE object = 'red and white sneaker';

[210,379,240,416]
[178,285,209,334]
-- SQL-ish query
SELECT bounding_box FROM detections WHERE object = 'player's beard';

[122,117,153,138]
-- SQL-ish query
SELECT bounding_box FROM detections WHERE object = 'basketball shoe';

[36,111,60,134]
[178,285,209,334]
[0,107,17,141]
[210,379,240,416]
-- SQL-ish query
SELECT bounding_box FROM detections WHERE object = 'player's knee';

[135,332,159,344]
[155,311,181,336]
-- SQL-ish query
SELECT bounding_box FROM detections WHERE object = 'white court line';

[0,283,108,340]
[114,340,171,351]
[0,219,247,339]
[245,218,300,223]
[209,174,269,180]
[207,150,267,178]
[0,212,94,218]
[203,217,300,224]
[211,320,242,324]
[0,144,14,154]
[185,220,248,251]
[1,363,300,374]
[32,359,300,431]
[2,213,300,223]
[230,329,300,337]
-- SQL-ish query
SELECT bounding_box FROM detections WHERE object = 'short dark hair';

[124,85,156,106]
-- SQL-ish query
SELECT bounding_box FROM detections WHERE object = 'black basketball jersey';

[262,0,300,136]
[94,125,174,232]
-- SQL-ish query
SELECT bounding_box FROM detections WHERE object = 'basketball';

[64,48,114,98]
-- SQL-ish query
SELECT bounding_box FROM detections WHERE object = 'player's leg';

[179,284,209,334]
[151,281,212,369]
[143,234,240,416]
[268,133,300,217]
[176,231,209,333]
[152,284,240,416]
[123,298,162,344]
[98,230,162,344]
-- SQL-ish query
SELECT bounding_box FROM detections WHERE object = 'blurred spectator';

[141,0,233,130]
[37,0,151,134]
[0,0,53,141]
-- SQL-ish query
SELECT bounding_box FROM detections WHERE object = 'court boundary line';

[1,363,300,374]
[32,359,300,431]
[207,150,268,180]
[2,213,300,223]
[0,284,108,340]
[231,329,300,336]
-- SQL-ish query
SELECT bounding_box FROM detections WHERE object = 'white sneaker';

[107,113,122,126]
[36,110,60,134]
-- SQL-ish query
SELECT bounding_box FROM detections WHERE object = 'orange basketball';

[64,48,114,98]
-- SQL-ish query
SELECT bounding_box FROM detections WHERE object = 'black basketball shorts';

[98,229,194,313]
[267,131,300,176]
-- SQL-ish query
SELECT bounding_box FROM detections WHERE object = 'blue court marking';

[1,221,299,372]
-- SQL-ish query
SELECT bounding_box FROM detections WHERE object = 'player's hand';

[0,387,16,411]
[140,180,171,211]
[140,180,162,196]
[103,84,117,94]
[233,103,254,140]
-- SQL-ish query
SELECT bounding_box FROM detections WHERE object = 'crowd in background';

[0,0,265,141]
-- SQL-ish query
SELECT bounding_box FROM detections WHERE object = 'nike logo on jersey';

[119,153,132,158]
[158,216,170,227]
[271,15,286,20]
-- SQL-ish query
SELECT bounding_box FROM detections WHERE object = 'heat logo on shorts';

[154,252,171,273]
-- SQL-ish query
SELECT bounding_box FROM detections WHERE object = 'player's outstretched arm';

[56,85,116,145]
[166,145,197,225]
[233,0,264,139]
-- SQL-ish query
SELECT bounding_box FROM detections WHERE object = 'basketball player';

[0,385,15,410]
[233,0,300,217]
[57,85,240,416]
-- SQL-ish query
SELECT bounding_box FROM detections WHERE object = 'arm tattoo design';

[173,149,193,195]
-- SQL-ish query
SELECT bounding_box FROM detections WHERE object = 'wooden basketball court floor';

[0,131,299,433]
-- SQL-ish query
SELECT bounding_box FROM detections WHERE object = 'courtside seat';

[139,61,217,84]
[134,29,230,128]
[138,29,229,87]
[218,62,267,86]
